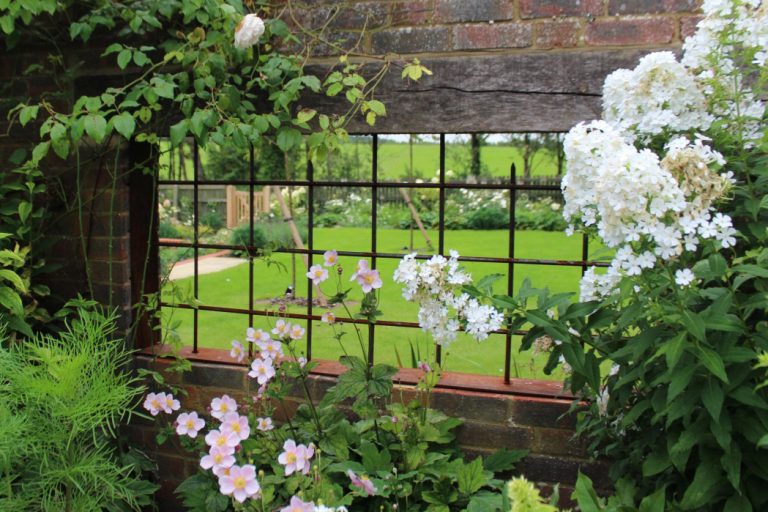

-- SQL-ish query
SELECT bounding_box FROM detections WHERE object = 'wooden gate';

[226,185,272,228]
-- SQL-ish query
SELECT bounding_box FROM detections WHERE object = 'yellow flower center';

[216,436,226,446]
[287,453,297,464]
[214,453,223,464]
[234,476,246,490]
[231,422,241,433]
[364,274,375,284]
[186,420,195,429]
[314,270,323,277]
[151,399,161,409]
[220,404,229,412]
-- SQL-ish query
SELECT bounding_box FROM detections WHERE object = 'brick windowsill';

[138,345,573,401]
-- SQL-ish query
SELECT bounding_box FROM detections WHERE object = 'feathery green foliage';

[0,309,157,512]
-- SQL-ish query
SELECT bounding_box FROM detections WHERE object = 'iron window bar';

[157,134,606,384]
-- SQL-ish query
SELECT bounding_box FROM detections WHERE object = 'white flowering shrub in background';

[503,1,768,510]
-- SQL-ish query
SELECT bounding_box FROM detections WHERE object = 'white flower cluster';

[603,51,712,140]
[563,0,759,300]
[565,124,735,300]
[681,0,767,143]
[393,251,504,347]
[457,189,508,213]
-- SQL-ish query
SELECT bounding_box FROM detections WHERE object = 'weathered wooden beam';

[303,48,660,133]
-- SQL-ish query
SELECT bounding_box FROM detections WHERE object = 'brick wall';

[130,355,609,509]
[287,0,701,55]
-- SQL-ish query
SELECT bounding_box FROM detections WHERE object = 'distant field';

[161,227,593,380]
[158,139,561,181]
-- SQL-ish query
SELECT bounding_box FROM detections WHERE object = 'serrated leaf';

[483,449,527,472]
[117,49,132,69]
[112,112,136,139]
[84,114,108,143]
[457,457,486,495]
[169,120,188,147]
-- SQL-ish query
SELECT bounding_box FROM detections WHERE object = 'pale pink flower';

[278,439,311,476]
[205,429,239,451]
[298,356,307,368]
[160,392,180,414]
[306,264,329,286]
[143,392,164,416]
[356,268,383,293]
[272,319,291,338]
[221,412,250,441]
[256,338,283,360]
[288,324,305,340]
[350,259,370,281]
[247,327,270,344]
[211,395,238,420]
[256,417,274,431]
[230,340,246,362]
[417,361,432,373]
[248,358,276,385]
[321,311,336,324]
[219,464,260,503]
[175,411,205,438]
[323,250,338,267]
[347,469,377,496]
[200,446,235,471]
[280,496,315,512]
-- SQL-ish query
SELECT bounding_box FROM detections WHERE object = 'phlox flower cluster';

[564,0,766,300]
[563,124,735,301]
[603,51,712,139]
[394,251,504,347]
[681,0,767,145]
[143,391,180,416]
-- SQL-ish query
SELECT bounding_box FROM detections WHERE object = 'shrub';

[200,208,225,232]
[465,206,509,230]
[159,220,182,239]
[314,212,344,228]
[0,306,156,511]
[229,221,308,255]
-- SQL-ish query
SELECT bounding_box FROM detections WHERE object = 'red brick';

[456,421,534,451]
[532,427,587,457]
[371,26,450,54]
[435,0,513,23]
[608,0,699,15]
[92,282,131,308]
[680,14,702,38]
[453,22,532,50]
[517,454,610,487]
[534,20,583,48]
[585,16,676,46]
[391,0,434,26]
[327,2,389,30]
[520,0,604,19]
[509,396,578,429]
[430,387,510,423]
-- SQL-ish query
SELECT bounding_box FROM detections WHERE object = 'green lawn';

[158,139,560,182]
[162,227,590,380]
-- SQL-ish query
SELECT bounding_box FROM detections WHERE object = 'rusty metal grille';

[155,134,604,384]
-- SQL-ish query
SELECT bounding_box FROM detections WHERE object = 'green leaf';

[680,462,722,509]
[642,451,671,477]
[638,487,666,512]
[457,457,486,495]
[721,447,741,490]
[326,82,343,97]
[84,114,108,143]
[19,105,39,126]
[665,332,686,370]
[572,472,602,512]
[169,120,188,147]
[680,309,706,342]
[467,491,502,512]
[0,270,26,292]
[117,49,132,69]
[694,345,728,383]
[296,108,316,123]
[0,285,24,316]
[484,449,527,473]
[276,127,302,152]
[701,379,724,420]
[367,100,386,116]
[112,112,136,139]
[17,201,32,223]
[151,77,175,99]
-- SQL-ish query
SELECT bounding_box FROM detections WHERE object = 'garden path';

[169,252,247,280]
